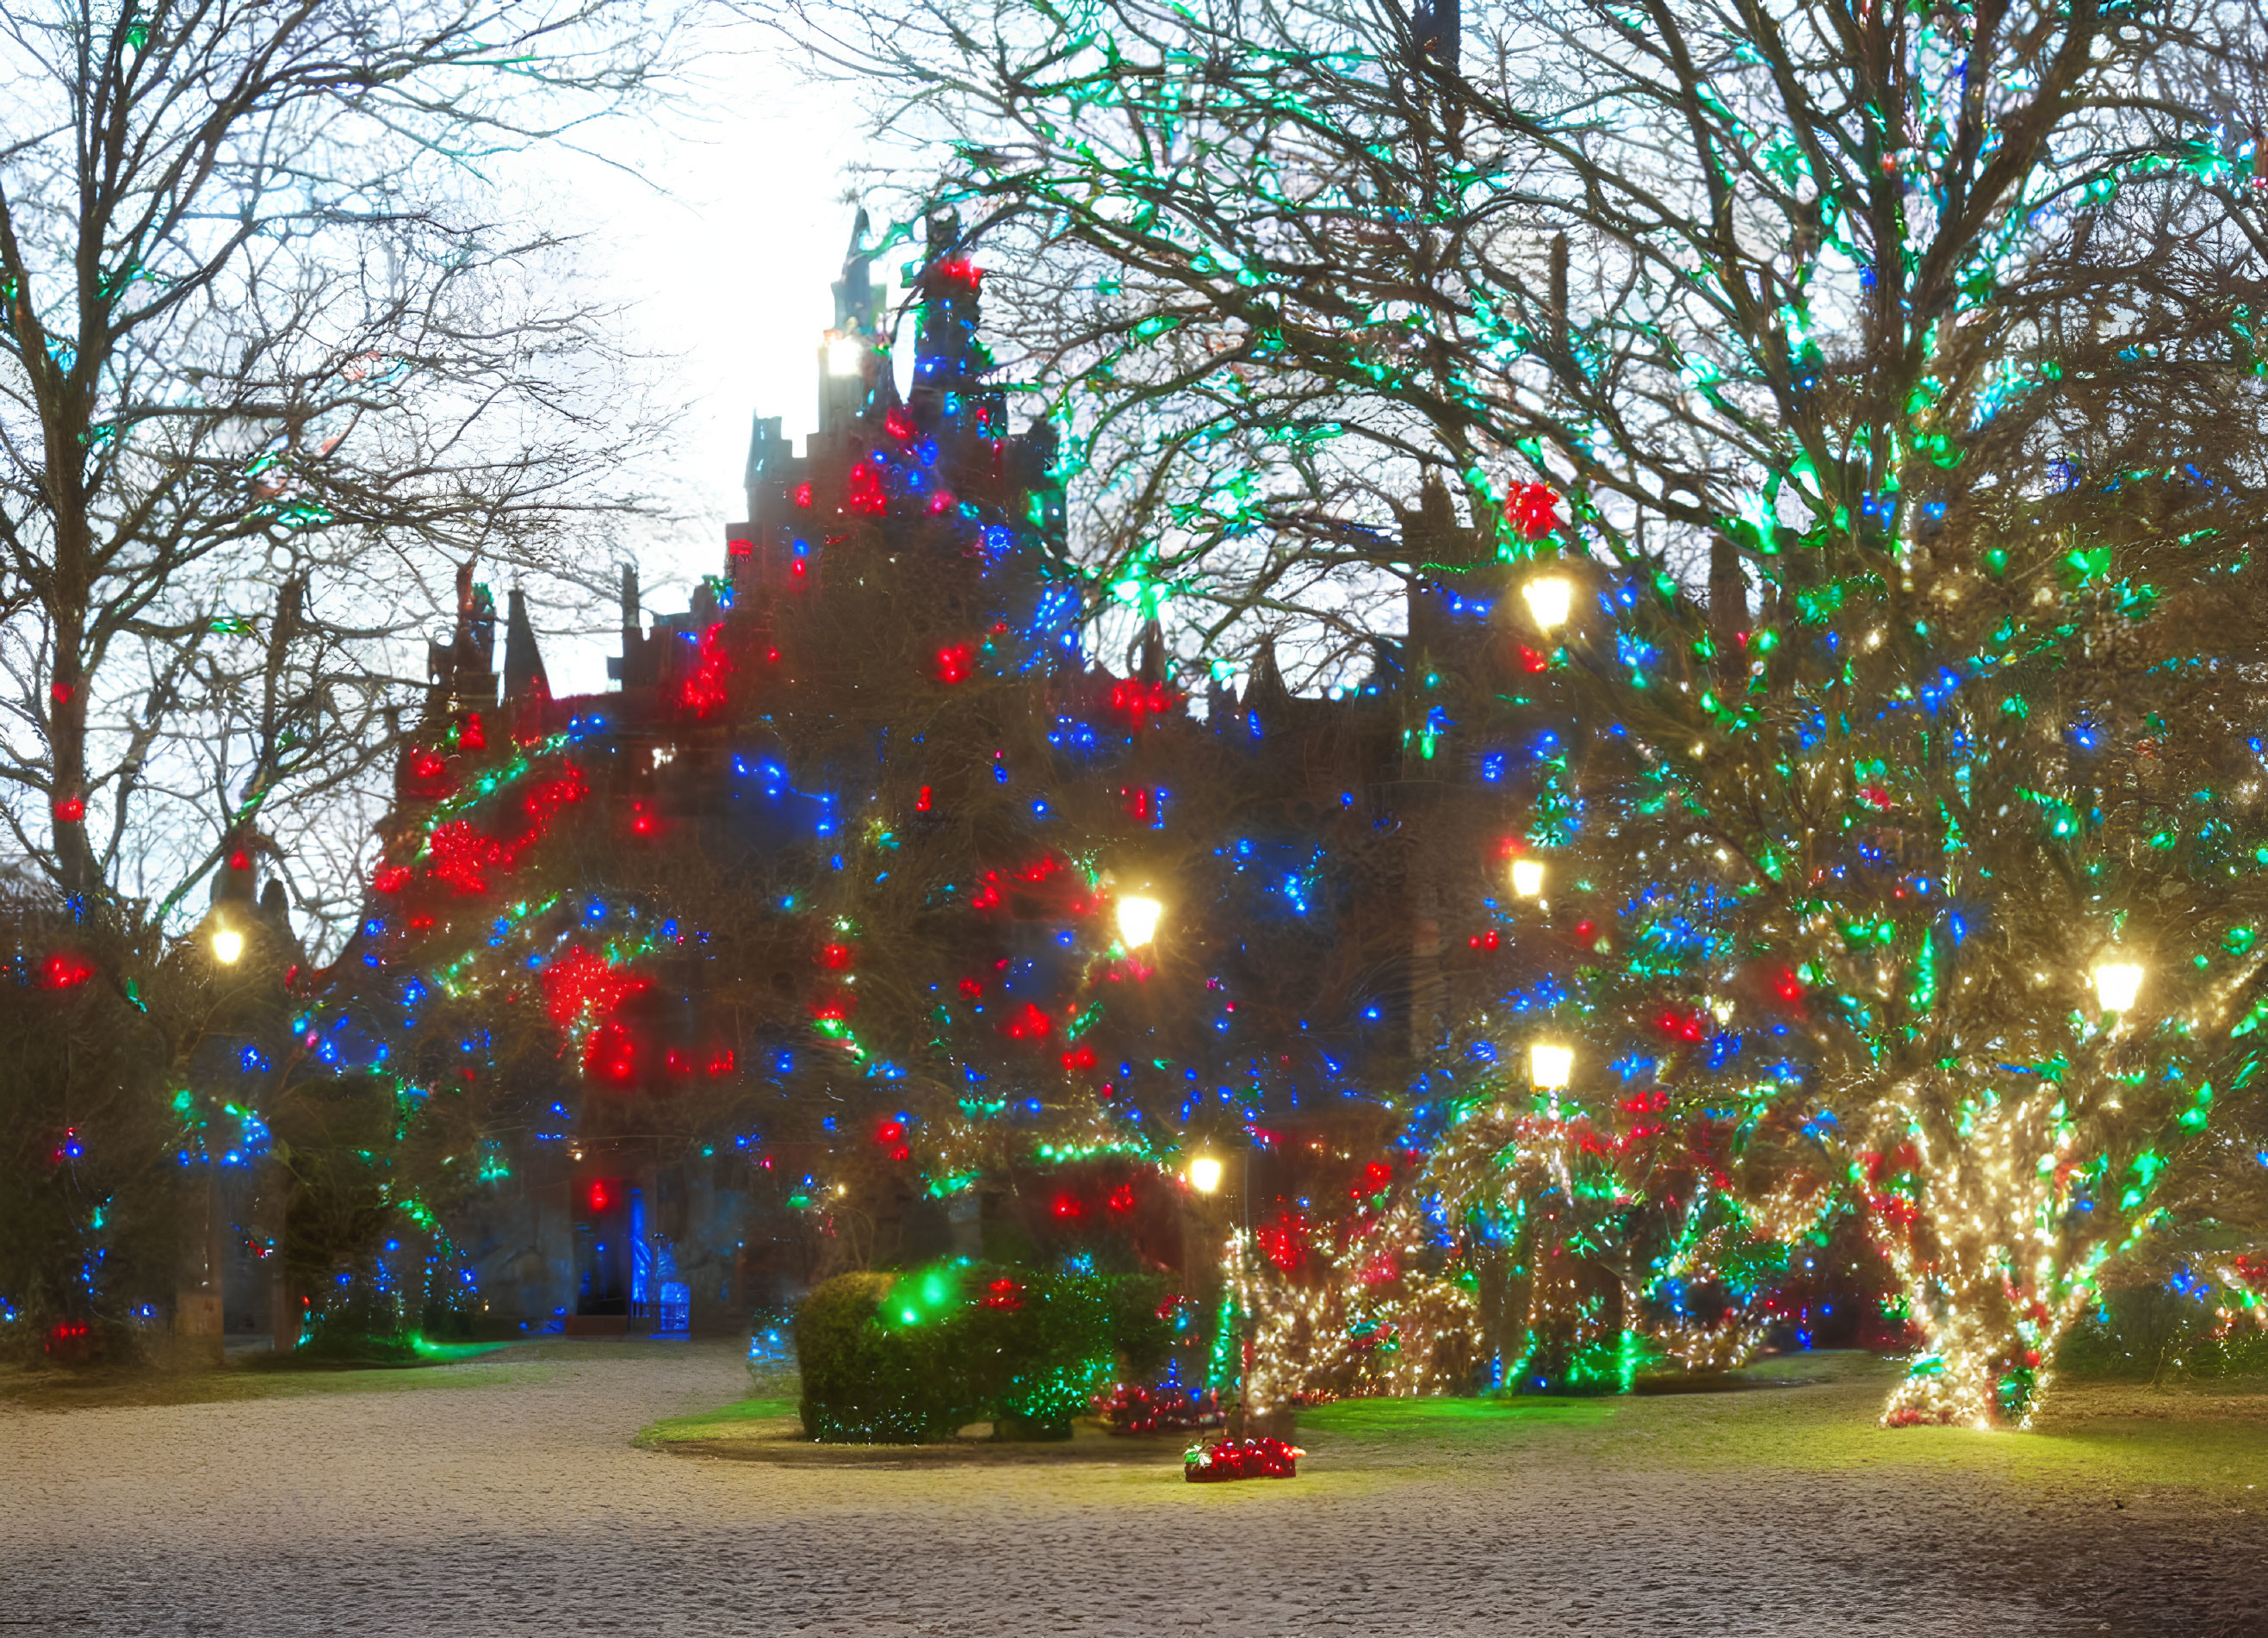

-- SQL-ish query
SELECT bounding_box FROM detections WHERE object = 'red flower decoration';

[1506,481,1562,541]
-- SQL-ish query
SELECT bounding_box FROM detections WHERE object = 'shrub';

[794,1263,1173,1443]
[2055,1285,2268,1381]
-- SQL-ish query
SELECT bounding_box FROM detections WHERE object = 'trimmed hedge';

[795,1263,1173,1443]
[2055,1285,2268,1381]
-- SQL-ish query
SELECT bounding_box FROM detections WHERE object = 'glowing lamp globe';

[1117,894,1163,950]
[1187,1155,1224,1194]
[1523,574,1574,634]
[210,927,244,965]
[825,331,865,377]
[1509,857,1546,898]
[1529,1041,1574,1091]
[2093,960,2143,1014]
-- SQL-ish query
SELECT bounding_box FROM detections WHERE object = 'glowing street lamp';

[824,330,865,377]
[1529,1041,1574,1092]
[1116,893,1163,950]
[2093,959,2144,1014]
[1187,1154,1224,1194]
[210,925,244,965]
[1523,574,1573,634]
[1509,856,1546,899]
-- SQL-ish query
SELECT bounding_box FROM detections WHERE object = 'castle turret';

[426,561,497,714]
[503,587,549,703]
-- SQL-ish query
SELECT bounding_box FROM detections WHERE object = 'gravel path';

[3,1341,2262,1636]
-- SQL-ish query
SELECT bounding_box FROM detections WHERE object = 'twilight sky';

[504,31,883,696]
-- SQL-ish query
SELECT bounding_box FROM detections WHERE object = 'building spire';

[503,587,549,703]
[832,208,881,335]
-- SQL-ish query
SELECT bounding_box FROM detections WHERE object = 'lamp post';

[1115,892,1163,951]
[1509,856,1546,900]
[1522,574,1573,635]
[2092,958,2143,1015]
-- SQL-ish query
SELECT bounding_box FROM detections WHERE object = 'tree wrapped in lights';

[1380,1021,1842,1389]
[1538,484,2268,1425]
[797,0,2268,1420]
[1231,1186,1484,1408]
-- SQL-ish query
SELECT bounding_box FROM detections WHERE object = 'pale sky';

[505,33,884,697]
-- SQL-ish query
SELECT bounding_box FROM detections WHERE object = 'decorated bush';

[794,1263,1174,1443]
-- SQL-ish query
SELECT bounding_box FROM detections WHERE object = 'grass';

[0,1335,687,1412]
[1300,1395,1616,1435]
[1298,1352,2268,1499]
[635,1349,2268,1499]
[635,1394,801,1447]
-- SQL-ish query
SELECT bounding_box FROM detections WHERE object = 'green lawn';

[0,1336,654,1412]
[641,1350,2268,1498]
[635,1394,801,1447]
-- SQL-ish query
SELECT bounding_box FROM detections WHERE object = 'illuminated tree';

[790,0,2268,1419]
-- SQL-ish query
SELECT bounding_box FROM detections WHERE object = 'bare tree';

[0,0,686,946]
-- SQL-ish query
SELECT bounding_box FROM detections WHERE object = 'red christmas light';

[679,621,733,717]
[1108,678,1179,729]
[1051,1192,1085,1220]
[793,481,814,508]
[541,946,649,1027]
[1255,1211,1309,1271]
[935,643,973,685]
[459,712,486,752]
[1002,1002,1053,1041]
[846,460,887,516]
[1107,1182,1137,1213]
[1505,481,1562,542]
[40,953,95,990]
[982,1277,1023,1310]
[1655,1008,1707,1043]
[821,943,853,969]
[53,797,84,823]
[584,1021,637,1084]
[373,865,412,894]
[427,821,509,895]
[915,785,933,813]
[1062,1044,1099,1072]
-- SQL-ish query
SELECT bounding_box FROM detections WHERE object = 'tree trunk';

[1865,1086,2091,1427]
